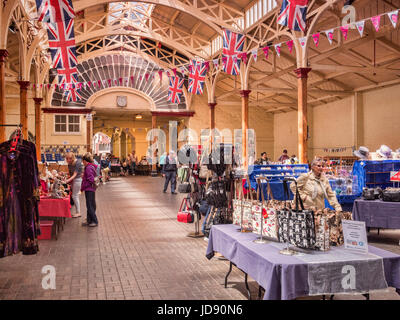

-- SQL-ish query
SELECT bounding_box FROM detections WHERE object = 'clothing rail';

[0,124,23,128]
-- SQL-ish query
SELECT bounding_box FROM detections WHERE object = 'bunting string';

[31,6,400,102]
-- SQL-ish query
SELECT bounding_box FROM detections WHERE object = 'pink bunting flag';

[262,46,269,60]
[286,40,294,53]
[222,56,227,66]
[33,84,36,89]
[312,33,320,47]
[97,80,101,87]
[252,50,258,62]
[166,71,170,77]
[172,68,177,76]
[325,29,334,45]
[274,44,281,57]
[139,76,142,81]
[241,52,248,64]
[88,81,91,87]
[213,59,219,68]
[371,15,381,32]
[145,74,149,82]
[107,79,112,87]
[119,77,122,85]
[78,83,82,90]
[356,20,365,37]
[47,84,51,89]
[157,70,163,82]
[340,25,349,40]
[388,10,399,28]
[40,84,43,89]
[298,37,307,50]
[180,67,186,74]
[204,61,210,71]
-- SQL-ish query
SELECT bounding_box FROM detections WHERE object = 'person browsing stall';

[65,152,83,218]
[290,158,342,212]
[81,153,99,227]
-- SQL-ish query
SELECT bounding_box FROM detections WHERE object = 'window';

[54,115,80,133]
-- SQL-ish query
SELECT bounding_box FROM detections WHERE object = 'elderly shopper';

[290,158,342,212]
[65,152,83,218]
[81,153,99,227]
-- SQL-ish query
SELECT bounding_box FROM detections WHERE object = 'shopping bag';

[314,210,331,251]
[177,197,194,223]
[252,179,279,240]
[277,179,316,250]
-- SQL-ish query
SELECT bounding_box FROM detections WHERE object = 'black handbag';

[278,180,316,250]
[178,183,192,193]
[382,188,400,202]
[362,187,382,200]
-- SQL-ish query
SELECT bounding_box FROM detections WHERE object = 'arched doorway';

[93,132,111,155]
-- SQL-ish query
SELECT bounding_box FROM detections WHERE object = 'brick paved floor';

[0,176,399,300]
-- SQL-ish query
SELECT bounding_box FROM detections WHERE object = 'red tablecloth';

[38,197,71,218]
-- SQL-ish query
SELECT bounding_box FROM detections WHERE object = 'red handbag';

[177,197,194,223]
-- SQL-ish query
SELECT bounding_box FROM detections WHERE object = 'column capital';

[239,90,251,98]
[17,80,30,90]
[0,49,9,62]
[208,102,217,109]
[294,68,312,79]
[33,97,43,104]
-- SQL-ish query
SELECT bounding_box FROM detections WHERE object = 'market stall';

[206,224,400,300]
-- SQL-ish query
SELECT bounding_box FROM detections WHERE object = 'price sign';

[86,114,92,121]
[390,171,400,182]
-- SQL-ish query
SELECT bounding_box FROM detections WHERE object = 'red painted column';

[294,68,312,164]
[240,90,251,168]
[33,97,43,160]
[208,102,216,149]
[0,50,9,142]
[17,80,30,139]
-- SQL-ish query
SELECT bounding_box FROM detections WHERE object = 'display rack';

[353,160,400,191]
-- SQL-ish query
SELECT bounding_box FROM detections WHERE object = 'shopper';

[100,153,110,184]
[65,152,83,218]
[81,153,99,227]
[129,151,137,175]
[290,158,342,212]
[278,149,290,163]
[255,152,270,165]
[162,151,178,194]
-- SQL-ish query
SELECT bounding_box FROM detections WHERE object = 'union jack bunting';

[47,18,77,70]
[222,30,245,76]
[278,0,309,32]
[66,87,82,102]
[35,0,76,23]
[168,76,184,104]
[188,61,207,95]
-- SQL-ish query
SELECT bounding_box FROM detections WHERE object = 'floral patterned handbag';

[240,176,254,231]
[232,180,242,226]
[252,179,279,240]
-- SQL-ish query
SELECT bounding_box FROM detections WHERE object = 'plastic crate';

[38,220,54,240]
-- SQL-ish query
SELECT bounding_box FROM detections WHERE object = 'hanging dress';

[0,139,41,257]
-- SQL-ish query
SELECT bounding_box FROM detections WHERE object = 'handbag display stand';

[253,178,268,244]
[187,170,204,238]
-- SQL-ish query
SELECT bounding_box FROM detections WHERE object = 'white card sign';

[86,114,92,121]
[342,220,368,254]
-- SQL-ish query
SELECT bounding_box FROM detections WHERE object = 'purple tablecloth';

[352,199,400,229]
[206,224,400,300]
